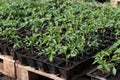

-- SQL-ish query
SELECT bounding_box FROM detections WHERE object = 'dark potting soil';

[46,58,62,74]
[0,73,16,80]
[97,27,117,49]
[107,66,120,80]
[69,57,82,63]
[68,56,88,64]
[92,69,108,78]
[38,55,47,60]
[56,54,65,59]
[15,49,27,56]
[107,75,120,80]
[36,54,47,61]
[46,57,62,65]
[59,61,74,70]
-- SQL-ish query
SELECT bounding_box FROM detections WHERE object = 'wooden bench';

[111,0,120,7]
[15,62,65,80]
[0,55,15,78]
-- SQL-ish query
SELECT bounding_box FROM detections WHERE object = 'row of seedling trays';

[14,48,94,80]
[0,39,96,80]
[1,47,120,80]
[0,45,120,80]
[0,28,119,80]
[0,41,94,80]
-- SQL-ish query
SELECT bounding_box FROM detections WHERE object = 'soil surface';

[107,74,120,80]
[92,69,109,78]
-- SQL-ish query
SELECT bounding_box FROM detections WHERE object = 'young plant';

[93,40,120,75]
[24,33,40,55]
[2,27,16,45]
[42,31,58,62]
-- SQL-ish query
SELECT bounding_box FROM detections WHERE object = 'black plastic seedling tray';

[26,56,38,69]
[45,57,63,74]
[56,57,94,80]
[15,52,28,66]
[86,68,110,80]
[15,52,94,80]
[35,55,49,72]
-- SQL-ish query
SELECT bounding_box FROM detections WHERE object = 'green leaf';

[49,54,53,62]
[114,48,120,54]
[112,67,117,76]
[97,65,103,69]
[103,64,110,72]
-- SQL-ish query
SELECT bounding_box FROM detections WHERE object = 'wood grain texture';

[15,63,65,80]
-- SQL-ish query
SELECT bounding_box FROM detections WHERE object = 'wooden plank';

[16,64,29,80]
[0,55,15,78]
[3,58,15,78]
[0,62,3,70]
[0,54,5,59]
[15,63,65,80]
[4,55,14,62]
[110,0,120,7]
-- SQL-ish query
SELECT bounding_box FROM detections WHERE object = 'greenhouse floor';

[0,73,16,80]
